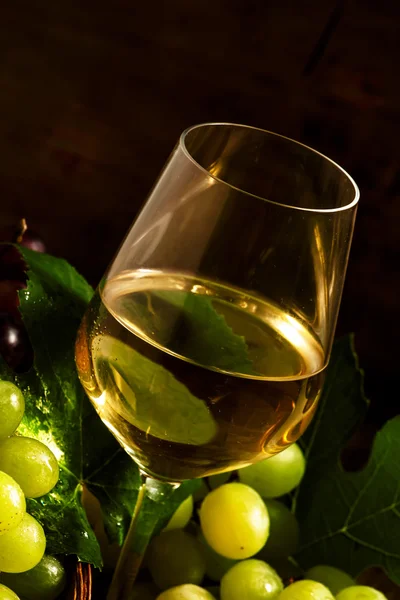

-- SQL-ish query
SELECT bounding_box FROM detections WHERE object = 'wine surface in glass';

[76,270,326,482]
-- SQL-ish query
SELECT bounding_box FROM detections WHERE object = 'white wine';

[76,270,326,481]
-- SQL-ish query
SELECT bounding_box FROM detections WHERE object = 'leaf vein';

[344,531,400,559]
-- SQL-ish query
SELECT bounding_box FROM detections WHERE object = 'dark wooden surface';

[0,0,399,414]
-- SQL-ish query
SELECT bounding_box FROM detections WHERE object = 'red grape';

[0,313,33,373]
[0,219,46,254]
[0,237,34,373]
[18,230,46,253]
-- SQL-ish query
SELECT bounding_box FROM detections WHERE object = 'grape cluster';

[0,223,45,374]
[0,244,33,374]
[0,228,39,376]
[138,444,388,600]
[0,381,66,600]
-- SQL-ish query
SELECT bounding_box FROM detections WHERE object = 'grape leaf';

[0,248,108,566]
[293,336,369,489]
[154,291,253,373]
[0,247,216,562]
[117,287,252,374]
[294,336,400,584]
[94,335,218,445]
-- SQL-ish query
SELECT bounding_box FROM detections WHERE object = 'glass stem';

[106,475,177,600]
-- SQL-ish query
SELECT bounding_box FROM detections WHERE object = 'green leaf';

[94,336,218,445]
[294,336,400,584]
[0,247,212,562]
[294,336,369,489]
[0,247,102,566]
[154,291,252,373]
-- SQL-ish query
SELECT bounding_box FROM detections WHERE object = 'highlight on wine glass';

[76,122,359,482]
[75,123,359,599]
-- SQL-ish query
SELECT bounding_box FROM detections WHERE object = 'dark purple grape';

[0,244,28,283]
[0,280,24,316]
[19,230,46,253]
[0,242,33,372]
[0,219,46,253]
[15,219,46,253]
[0,313,33,372]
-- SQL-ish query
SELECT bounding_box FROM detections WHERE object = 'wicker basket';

[68,559,400,600]
[69,563,92,599]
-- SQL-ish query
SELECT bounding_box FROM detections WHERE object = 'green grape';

[336,586,388,600]
[164,496,194,532]
[197,532,237,581]
[208,472,231,490]
[147,529,206,590]
[238,443,306,498]
[0,555,66,600]
[0,437,59,499]
[193,480,209,503]
[199,483,269,559]
[0,584,20,600]
[156,585,216,600]
[256,499,299,560]
[277,580,334,599]
[0,471,26,535]
[221,559,283,600]
[128,581,159,599]
[0,514,46,573]
[305,565,355,595]
[0,382,25,440]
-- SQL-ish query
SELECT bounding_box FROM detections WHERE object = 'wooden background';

[0,0,399,417]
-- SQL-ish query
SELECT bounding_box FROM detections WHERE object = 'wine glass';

[75,123,359,598]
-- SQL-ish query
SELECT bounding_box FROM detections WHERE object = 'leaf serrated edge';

[348,332,369,409]
[296,416,400,583]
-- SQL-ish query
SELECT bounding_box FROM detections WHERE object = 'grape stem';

[15,218,28,244]
[106,475,177,600]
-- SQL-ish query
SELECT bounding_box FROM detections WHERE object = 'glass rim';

[180,122,360,214]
